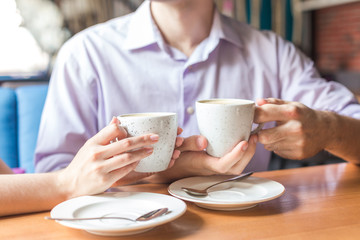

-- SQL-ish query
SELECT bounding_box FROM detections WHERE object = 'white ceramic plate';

[168,176,285,211]
[50,192,187,236]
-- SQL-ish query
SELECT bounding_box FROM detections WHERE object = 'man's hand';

[176,135,258,175]
[255,98,331,160]
[148,133,257,183]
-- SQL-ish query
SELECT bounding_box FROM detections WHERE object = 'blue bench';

[0,85,48,173]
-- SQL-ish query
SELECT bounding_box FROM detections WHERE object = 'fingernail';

[173,149,181,159]
[242,142,248,151]
[196,137,205,149]
[118,126,128,136]
[150,134,159,141]
[176,137,184,147]
[146,147,154,154]
[253,135,258,144]
[108,116,116,125]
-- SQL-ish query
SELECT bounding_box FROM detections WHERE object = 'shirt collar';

[185,7,242,65]
[123,1,158,50]
[213,7,243,49]
[123,1,243,51]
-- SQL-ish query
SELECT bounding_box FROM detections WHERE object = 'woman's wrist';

[55,169,76,201]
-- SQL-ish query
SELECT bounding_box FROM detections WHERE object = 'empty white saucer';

[168,176,285,211]
[49,192,186,236]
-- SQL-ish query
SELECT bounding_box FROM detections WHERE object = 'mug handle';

[250,123,264,135]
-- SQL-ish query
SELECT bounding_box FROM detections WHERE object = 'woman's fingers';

[104,147,154,173]
[111,171,154,187]
[101,134,159,159]
[91,118,127,145]
[74,124,185,193]
[107,162,139,184]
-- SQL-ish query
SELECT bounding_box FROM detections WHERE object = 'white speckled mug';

[117,113,177,173]
[196,99,263,158]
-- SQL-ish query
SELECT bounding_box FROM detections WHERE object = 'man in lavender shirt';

[35,0,360,183]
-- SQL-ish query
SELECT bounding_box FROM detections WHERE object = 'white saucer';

[168,176,285,211]
[50,192,186,236]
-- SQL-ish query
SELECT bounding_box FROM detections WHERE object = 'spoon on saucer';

[45,207,169,222]
[182,171,253,197]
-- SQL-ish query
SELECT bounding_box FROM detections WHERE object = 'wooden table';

[1,163,360,240]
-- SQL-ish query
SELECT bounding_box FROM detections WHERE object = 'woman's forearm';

[0,172,68,217]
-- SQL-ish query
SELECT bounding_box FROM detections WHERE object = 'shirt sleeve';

[276,35,360,119]
[34,36,99,172]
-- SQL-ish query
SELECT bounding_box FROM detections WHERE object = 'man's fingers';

[218,135,257,174]
[175,137,184,147]
[255,98,289,125]
[177,127,183,135]
[229,135,258,173]
[273,149,300,160]
[256,98,287,106]
[257,123,290,145]
[176,135,207,152]
[172,149,181,160]
[167,158,176,169]
[255,102,302,123]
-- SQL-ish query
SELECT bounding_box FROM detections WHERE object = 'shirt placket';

[182,64,197,127]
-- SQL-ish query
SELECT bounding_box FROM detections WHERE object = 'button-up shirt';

[35,1,360,172]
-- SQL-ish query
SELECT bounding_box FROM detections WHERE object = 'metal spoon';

[182,171,253,197]
[45,207,168,222]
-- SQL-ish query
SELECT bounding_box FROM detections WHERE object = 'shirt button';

[187,106,194,115]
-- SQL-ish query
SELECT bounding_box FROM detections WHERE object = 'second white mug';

[196,99,263,158]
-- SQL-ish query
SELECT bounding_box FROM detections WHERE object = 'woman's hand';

[58,117,161,198]
[58,118,184,198]
[112,127,184,186]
